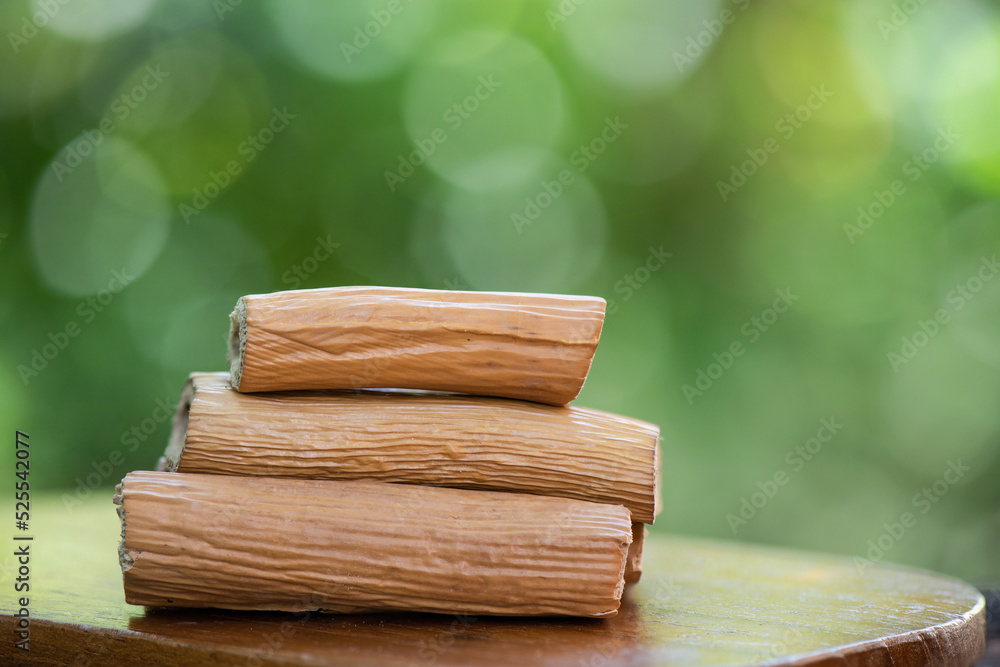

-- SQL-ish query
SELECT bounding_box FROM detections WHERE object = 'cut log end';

[624,522,646,584]
[160,376,201,472]
[227,298,247,391]
[614,540,628,602]
[653,441,662,520]
[113,483,134,573]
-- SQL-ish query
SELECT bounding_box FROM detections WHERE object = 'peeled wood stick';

[227,286,606,405]
[164,373,661,523]
[116,471,632,618]
[624,522,646,584]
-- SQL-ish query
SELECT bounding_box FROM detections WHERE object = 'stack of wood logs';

[116,287,660,618]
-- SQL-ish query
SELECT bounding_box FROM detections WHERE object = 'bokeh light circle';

[929,10,1000,193]
[402,31,565,190]
[857,0,1000,192]
[266,0,440,83]
[34,0,157,41]
[121,215,270,370]
[104,35,270,198]
[410,154,606,293]
[30,135,170,296]
[561,0,724,92]
[106,30,227,136]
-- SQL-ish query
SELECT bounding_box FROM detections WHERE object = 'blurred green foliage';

[1,0,998,581]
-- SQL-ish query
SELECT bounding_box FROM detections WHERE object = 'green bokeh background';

[1,0,998,582]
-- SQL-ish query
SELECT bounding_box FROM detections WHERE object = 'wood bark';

[165,373,660,523]
[116,471,632,618]
[228,286,606,405]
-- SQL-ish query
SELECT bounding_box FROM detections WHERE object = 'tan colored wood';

[228,286,606,405]
[1,495,986,666]
[165,373,660,523]
[116,471,632,618]
[624,522,645,583]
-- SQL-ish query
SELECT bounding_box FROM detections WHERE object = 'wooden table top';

[0,495,986,666]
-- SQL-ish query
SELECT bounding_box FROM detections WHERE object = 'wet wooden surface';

[0,495,986,666]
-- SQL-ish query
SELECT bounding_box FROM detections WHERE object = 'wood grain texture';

[228,286,606,405]
[166,373,660,523]
[1,495,986,667]
[116,471,632,618]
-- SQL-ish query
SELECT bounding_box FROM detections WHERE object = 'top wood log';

[227,286,606,405]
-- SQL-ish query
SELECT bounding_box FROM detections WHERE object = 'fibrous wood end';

[227,297,247,391]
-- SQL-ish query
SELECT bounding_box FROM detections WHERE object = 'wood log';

[116,471,632,618]
[7,494,989,667]
[164,373,661,523]
[625,522,646,584]
[227,286,606,405]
